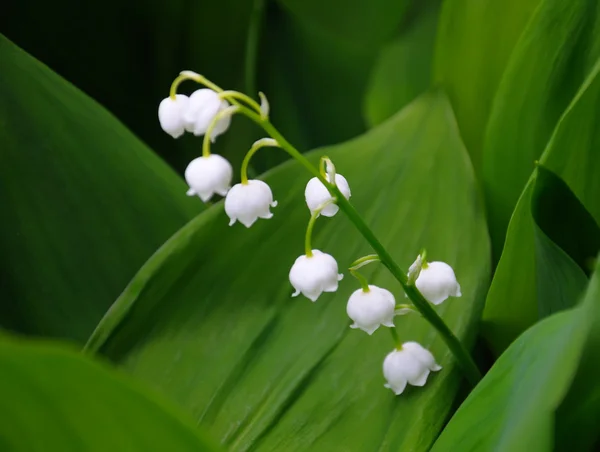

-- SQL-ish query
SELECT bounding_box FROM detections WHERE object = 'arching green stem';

[241,138,279,184]
[214,97,482,385]
[304,200,335,257]
[169,71,223,99]
[395,304,418,315]
[349,254,381,270]
[201,106,239,158]
[390,327,402,350]
[219,91,262,115]
[349,268,370,292]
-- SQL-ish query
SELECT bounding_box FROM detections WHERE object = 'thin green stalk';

[169,74,482,385]
[256,118,483,386]
[305,211,319,257]
[219,91,262,114]
[201,106,239,157]
[240,138,279,184]
[349,269,370,292]
[349,254,380,269]
[304,199,335,256]
[390,327,402,349]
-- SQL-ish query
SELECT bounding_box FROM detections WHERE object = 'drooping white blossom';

[346,285,396,334]
[289,250,343,302]
[183,89,231,139]
[184,154,233,202]
[224,180,277,227]
[158,94,190,139]
[414,261,461,305]
[304,174,351,217]
[383,342,442,395]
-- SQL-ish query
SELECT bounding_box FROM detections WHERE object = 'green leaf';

[276,0,410,50]
[86,91,490,450]
[364,2,440,127]
[482,58,600,353]
[434,0,541,173]
[0,335,220,451]
[482,168,595,353]
[555,287,600,451]
[0,35,201,341]
[259,10,373,148]
[431,257,600,452]
[482,0,600,254]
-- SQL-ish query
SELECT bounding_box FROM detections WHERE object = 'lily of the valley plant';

[158,70,478,395]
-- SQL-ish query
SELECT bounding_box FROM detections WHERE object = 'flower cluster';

[159,71,464,396]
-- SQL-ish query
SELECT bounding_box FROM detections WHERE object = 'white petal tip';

[271,200,278,207]
[349,324,359,330]
[291,290,300,298]
[431,364,442,372]
[228,218,236,226]
[337,273,344,281]
[186,189,196,196]
[383,321,395,328]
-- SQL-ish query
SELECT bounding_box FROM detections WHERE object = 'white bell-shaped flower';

[224,180,277,227]
[346,285,396,334]
[305,174,351,217]
[183,89,231,138]
[383,342,442,395]
[415,261,461,305]
[158,94,189,139]
[184,154,233,202]
[289,250,343,302]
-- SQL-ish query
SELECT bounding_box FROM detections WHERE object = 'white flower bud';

[383,342,442,395]
[183,89,231,139]
[184,155,233,202]
[346,285,395,335]
[259,92,269,118]
[305,174,351,217]
[415,261,461,305]
[158,94,189,138]
[225,180,277,228]
[289,250,343,302]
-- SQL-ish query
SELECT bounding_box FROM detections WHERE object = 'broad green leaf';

[555,289,600,450]
[0,335,219,451]
[1,0,256,172]
[482,58,600,352]
[87,91,490,451]
[276,0,410,50]
[432,258,600,452]
[0,35,201,341]
[483,0,600,254]
[434,0,540,173]
[260,10,373,148]
[482,168,596,353]
[364,2,440,127]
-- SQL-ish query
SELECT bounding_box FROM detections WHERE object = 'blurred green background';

[2,0,600,450]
